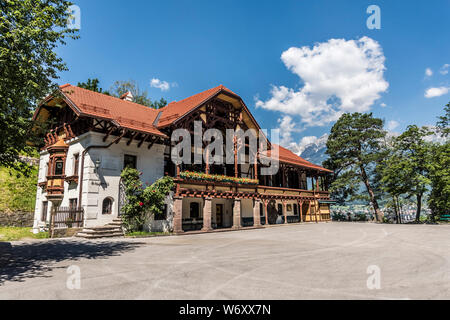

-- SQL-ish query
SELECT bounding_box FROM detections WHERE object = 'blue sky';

[57,0,450,153]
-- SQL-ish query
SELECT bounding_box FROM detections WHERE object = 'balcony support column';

[173,196,184,234]
[283,200,288,224]
[202,197,213,232]
[253,199,262,227]
[232,198,241,229]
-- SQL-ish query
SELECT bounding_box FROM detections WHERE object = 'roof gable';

[34,84,166,138]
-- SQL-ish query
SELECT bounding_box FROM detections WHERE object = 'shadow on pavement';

[0,239,143,285]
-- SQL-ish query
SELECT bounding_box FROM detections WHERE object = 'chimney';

[120,91,134,102]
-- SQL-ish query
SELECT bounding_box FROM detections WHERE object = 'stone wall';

[0,211,34,227]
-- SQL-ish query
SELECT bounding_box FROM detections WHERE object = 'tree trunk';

[393,196,399,224]
[396,197,402,224]
[360,165,383,222]
[416,193,423,223]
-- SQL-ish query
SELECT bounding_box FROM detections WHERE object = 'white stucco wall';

[33,131,165,232]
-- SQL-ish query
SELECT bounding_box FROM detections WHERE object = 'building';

[32,84,333,235]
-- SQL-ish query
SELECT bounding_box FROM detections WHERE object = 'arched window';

[102,198,113,215]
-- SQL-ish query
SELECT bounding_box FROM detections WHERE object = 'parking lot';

[1,222,449,300]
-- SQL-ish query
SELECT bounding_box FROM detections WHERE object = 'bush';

[120,168,174,233]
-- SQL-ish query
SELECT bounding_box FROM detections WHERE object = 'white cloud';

[256,37,389,127]
[386,120,400,131]
[380,103,387,108]
[440,64,449,75]
[277,115,304,147]
[425,68,433,77]
[150,78,172,91]
[276,115,329,155]
[425,86,450,98]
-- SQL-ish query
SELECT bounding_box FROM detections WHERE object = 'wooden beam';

[115,129,126,144]
[103,125,116,142]
[137,134,149,148]
[148,137,156,150]
[127,132,138,146]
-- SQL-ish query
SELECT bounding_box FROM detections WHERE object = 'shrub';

[120,168,174,232]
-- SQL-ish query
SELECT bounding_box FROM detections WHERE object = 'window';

[55,160,64,175]
[73,154,79,176]
[260,203,264,217]
[124,154,137,169]
[190,202,200,219]
[69,198,78,209]
[102,198,113,215]
[41,202,48,222]
[155,204,167,221]
[293,204,298,216]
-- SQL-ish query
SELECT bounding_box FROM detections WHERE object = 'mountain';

[298,134,329,166]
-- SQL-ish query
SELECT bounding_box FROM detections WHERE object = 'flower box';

[180,171,259,185]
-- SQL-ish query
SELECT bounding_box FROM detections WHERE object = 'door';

[216,204,224,228]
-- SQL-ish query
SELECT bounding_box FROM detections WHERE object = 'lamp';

[94,159,101,173]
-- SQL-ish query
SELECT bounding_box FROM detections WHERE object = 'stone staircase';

[76,218,124,239]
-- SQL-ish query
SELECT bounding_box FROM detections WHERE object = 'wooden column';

[283,200,288,224]
[299,200,303,223]
[173,197,184,234]
[314,200,319,223]
[202,197,213,232]
[308,201,312,223]
[232,198,241,229]
[264,200,269,225]
[253,199,262,227]
[234,136,238,178]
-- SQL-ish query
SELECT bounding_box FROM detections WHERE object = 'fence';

[50,207,84,237]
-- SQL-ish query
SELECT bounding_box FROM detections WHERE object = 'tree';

[77,78,110,95]
[428,142,450,219]
[324,113,386,222]
[436,102,450,138]
[0,0,78,169]
[109,80,167,109]
[378,137,410,224]
[394,125,432,222]
[428,103,450,219]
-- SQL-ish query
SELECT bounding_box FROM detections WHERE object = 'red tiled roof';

[58,85,166,138]
[157,84,238,127]
[263,144,332,173]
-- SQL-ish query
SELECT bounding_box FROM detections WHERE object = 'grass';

[0,227,49,242]
[125,231,171,238]
[0,166,38,212]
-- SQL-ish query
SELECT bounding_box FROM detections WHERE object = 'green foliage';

[0,166,38,212]
[0,227,48,241]
[428,142,450,218]
[77,78,110,95]
[324,112,386,221]
[120,167,174,232]
[436,102,450,138]
[109,80,167,109]
[0,0,78,169]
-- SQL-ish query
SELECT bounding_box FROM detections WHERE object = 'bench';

[440,215,450,221]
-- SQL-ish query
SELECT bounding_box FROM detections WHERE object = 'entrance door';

[216,204,224,228]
